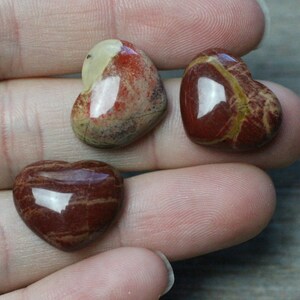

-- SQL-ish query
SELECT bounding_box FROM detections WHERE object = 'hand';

[1,0,300,299]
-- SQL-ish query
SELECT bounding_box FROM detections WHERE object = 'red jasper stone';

[71,39,167,148]
[180,48,282,151]
[13,160,123,251]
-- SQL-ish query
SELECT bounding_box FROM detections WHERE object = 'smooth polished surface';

[13,160,123,251]
[180,48,282,151]
[71,39,167,148]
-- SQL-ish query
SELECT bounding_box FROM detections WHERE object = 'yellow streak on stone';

[82,39,123,93]
[260,90,277,135]
[185,55,251,143]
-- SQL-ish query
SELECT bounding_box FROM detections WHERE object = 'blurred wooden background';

[162,1,300,299]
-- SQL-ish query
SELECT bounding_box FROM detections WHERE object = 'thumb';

[1,247,174,300]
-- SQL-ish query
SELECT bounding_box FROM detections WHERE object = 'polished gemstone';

[71,39,167,148]
[13,160,123,251]
[180,48,282,151]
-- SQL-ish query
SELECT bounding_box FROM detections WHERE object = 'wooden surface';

[162,1,300,299]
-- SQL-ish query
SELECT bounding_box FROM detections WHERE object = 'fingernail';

[156,251,175,296]
[256,0,271,48]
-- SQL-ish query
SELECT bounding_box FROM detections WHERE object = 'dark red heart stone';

[13,160,123,251]
[180,48,282,151]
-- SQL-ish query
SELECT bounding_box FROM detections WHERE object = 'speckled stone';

[180,48,282,151]
[13,160,123,251]
[71,39,167,148]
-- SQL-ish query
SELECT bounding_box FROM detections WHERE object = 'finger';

[0,0,264,78]
[1,248,173,299]
[1,78,300,189]
[0,163,275,292]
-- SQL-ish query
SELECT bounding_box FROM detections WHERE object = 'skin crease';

[0,0,300,298]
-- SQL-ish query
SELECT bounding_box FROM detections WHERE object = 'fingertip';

[207,164,276,246]
[225,0,266,55]
[155,251,175,296]
[255,0,270,44]
[83,247,174,299]
[239,165,276,237]
[5,247,174,299]
[193,164,276,251]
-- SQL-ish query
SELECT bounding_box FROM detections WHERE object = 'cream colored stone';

[81,39,123,93]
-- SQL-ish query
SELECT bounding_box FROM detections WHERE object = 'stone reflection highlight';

[33,188,72,214]
[38,169,109,183]
[90,76,120,118]
[13,160,124,251]
[197,77,226,118]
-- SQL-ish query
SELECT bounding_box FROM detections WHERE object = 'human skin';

[0,0,300,299]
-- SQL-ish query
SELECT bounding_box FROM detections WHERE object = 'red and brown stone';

[13,160,123,251]
[180,48,282,151]
[71,39,167,148]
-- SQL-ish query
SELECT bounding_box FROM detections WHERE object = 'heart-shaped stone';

[71,39,167,148]
[180,48,282,151]
[13,160,123,251]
